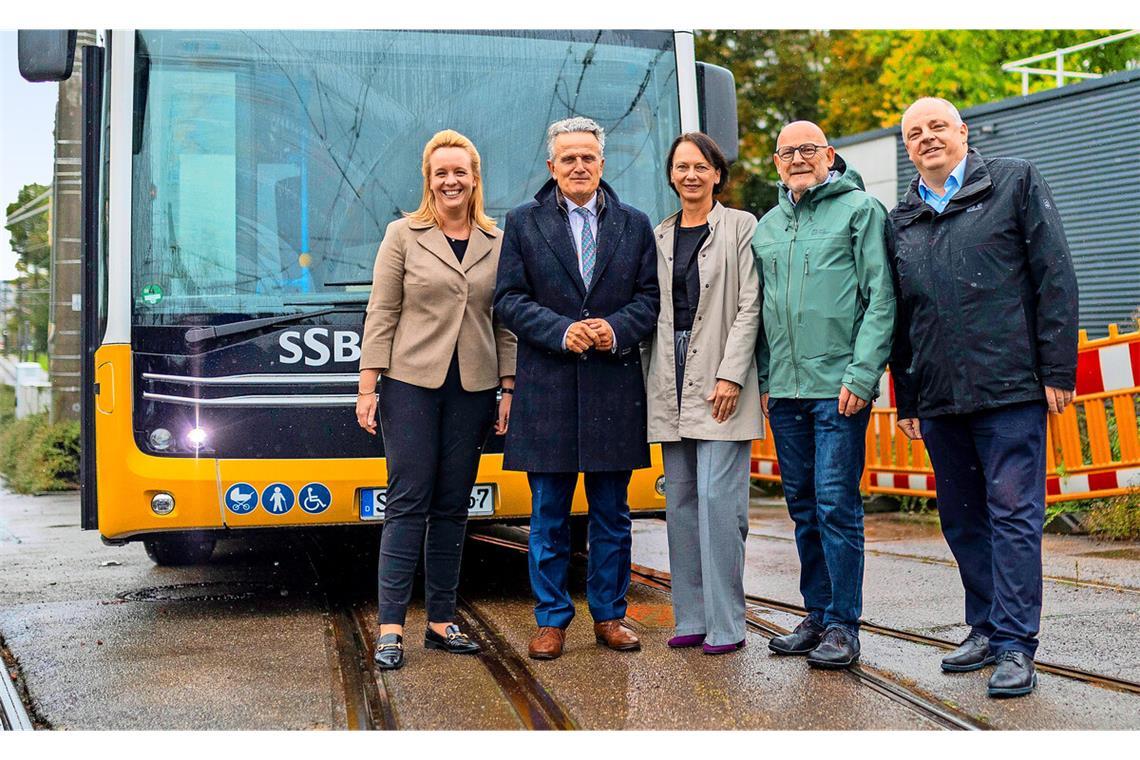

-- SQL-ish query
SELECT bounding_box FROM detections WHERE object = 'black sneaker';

[768,616,826,656]
[987,651,1037,698]
[806,626,860,669]
[941,632,995,672]
[424,624,480,654]
[373,633,404,670]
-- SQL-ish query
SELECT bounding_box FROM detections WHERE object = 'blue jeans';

[527,471,632,628]
[767,398,870,634]
[920,401,1047,658]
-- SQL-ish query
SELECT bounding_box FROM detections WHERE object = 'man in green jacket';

[752,121,896,669]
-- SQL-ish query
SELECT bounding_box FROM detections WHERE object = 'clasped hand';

[565,318,615,353]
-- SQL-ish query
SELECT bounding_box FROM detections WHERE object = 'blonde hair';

[405,129,495,232]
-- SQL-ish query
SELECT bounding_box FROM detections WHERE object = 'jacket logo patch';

[966,203,984,213]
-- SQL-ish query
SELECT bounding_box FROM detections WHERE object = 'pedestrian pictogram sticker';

[261,483,295,514]
[299,482,332,514]
[225,483,258,515]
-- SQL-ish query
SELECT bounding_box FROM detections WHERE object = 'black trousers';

[376,353,496,625]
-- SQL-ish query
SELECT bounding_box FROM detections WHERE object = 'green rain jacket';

[751,157,896,401]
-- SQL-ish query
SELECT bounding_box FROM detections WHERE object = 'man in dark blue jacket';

[494,117,659,660]
[889,97,1078,698]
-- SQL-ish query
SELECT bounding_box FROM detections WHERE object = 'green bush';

[1080,490,1140,541]
[0,412,80,493]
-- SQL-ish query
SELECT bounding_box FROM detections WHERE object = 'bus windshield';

[130,30,682,323]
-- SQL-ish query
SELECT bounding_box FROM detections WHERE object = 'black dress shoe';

[806,626,860,669]
[424,624,480,654]
[769,616,826,655]
[373,633,404,670]
[941,632,995,672]
[987,651,1037,698]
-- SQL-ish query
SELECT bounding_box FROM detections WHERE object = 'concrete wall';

[834,134,898,209]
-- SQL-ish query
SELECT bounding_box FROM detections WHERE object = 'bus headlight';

[187,427,208,449]
[655,476,666,496]
[148,428,174,451]
[151,493,175,515]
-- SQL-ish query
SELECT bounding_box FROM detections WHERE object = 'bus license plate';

[360,484,495,520]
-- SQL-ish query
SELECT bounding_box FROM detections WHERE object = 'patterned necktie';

[573,206,596,288]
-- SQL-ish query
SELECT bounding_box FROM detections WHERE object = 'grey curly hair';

[546,117,606,160]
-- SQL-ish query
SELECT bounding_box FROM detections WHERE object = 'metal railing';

[1002,30,1140,96]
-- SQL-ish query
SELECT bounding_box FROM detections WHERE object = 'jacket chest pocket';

[796,237,857,359]
[893,243,931,301]
[753,242,782,324]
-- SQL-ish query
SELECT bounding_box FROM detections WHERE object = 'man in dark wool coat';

[494,116,659,660]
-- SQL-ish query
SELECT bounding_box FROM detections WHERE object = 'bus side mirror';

[18,30,78,82]
[696,62,739,164]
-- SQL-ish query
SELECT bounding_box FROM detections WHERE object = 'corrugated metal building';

[833,69,1140,337]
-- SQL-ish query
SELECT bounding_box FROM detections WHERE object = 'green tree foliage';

[697,29,1140,215]
[4,183,51,356]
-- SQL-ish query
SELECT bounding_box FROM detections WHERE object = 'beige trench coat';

[646,203,763,442]
[359,218,516,391]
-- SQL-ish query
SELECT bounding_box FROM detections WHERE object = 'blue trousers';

[921,401,1047,658]
[527,471,632,628]
[767,398,871,634]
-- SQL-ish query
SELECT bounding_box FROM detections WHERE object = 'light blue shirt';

[559,191,616,352]
[564,192,599,279]
[918,154,968,213]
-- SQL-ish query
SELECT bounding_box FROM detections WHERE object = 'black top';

[672,221,708,332]
[887,148,1078,419]
[446,235,468,264]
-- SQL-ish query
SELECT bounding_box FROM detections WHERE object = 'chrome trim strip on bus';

[142,372,359,386]
[142,392,357,407]
[104,30,133,345]
[674,30,700,133]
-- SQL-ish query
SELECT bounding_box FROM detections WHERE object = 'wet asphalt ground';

[1,486,1138,730]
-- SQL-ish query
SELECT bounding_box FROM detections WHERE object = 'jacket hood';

[774,153,865,215]
[533,177,623,207]
[892,147,993,225]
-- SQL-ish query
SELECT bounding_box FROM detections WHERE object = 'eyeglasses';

[672,162,714,175]
[774,143,829,162]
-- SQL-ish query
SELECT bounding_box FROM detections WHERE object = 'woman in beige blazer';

[646,132,761,654]
[356,130,516,669]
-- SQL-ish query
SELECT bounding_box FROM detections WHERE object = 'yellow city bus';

[19,30,739,564]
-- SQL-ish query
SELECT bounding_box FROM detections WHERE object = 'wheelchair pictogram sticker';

[299,483,332,514]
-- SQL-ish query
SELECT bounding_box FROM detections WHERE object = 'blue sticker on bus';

[224,483,258,515]
[261,483,295,515]
[299,482,331,514]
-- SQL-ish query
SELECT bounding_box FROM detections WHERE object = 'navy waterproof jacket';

[493,178,659,472]
[887,149,1079,419]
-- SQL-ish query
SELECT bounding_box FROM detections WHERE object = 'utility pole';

[49,30,97,422]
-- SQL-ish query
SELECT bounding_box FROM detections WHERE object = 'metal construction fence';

[751,324,1140,505]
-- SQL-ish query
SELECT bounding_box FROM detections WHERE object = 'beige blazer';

[646,203,763,442]
[359,218,516,391]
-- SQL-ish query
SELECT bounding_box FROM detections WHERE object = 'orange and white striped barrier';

[752,323,1140,506]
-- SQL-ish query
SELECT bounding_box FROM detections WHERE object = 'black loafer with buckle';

[373,633,404,670]
[425,624,480,654]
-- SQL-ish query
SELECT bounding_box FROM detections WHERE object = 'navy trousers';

[921,401,1047,658]
[527,470,632,628]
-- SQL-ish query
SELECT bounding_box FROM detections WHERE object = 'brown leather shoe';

[528,627,566,660]
[594,619,641,651]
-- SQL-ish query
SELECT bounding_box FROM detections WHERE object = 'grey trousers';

[662,438,752,646]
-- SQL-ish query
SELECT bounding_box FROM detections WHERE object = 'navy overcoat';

[493,179,659,473]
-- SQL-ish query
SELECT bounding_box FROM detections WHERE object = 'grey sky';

[0,31,58,282]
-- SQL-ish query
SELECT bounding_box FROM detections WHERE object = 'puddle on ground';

[116,581,280,603]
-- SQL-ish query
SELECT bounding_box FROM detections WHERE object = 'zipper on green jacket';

[784,213,801,397]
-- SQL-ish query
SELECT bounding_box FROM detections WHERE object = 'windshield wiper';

[184,307,341,344]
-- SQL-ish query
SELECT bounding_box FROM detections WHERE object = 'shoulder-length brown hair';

[405,129,496,232]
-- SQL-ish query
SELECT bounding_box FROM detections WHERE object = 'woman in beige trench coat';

[646,132,761,654]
